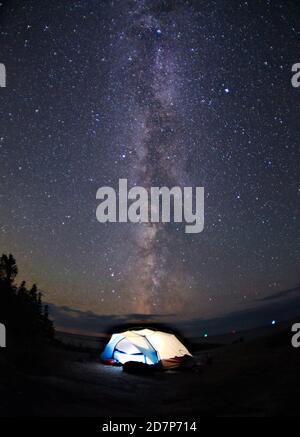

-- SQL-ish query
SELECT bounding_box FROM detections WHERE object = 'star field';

[0,0,299,323]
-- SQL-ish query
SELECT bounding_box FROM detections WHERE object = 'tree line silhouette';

[0,253,55,368]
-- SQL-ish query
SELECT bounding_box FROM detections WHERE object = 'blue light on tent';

[271,320,276,325]
[113,350,155,365]
[204,333,208,338]
[114,351,144,365]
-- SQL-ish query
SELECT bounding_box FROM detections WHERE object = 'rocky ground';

[0,326,299,417]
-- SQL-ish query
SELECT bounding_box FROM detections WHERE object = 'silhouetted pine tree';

[0,253,56,368]
[17,280,27,298]
[29,284,38,302]
[43,305,55,339]
[0,254,18,284]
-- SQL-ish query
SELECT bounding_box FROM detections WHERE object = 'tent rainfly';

[101,328,192,368]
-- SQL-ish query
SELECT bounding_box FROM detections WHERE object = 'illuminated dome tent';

[101,328,192,368]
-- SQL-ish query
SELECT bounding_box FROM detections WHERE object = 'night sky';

[0,0,299,332]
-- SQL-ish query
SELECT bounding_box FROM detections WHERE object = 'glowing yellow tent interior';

[101,328,192,368]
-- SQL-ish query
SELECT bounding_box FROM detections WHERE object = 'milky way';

[122,2,194,313]
[0,0,299,327]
